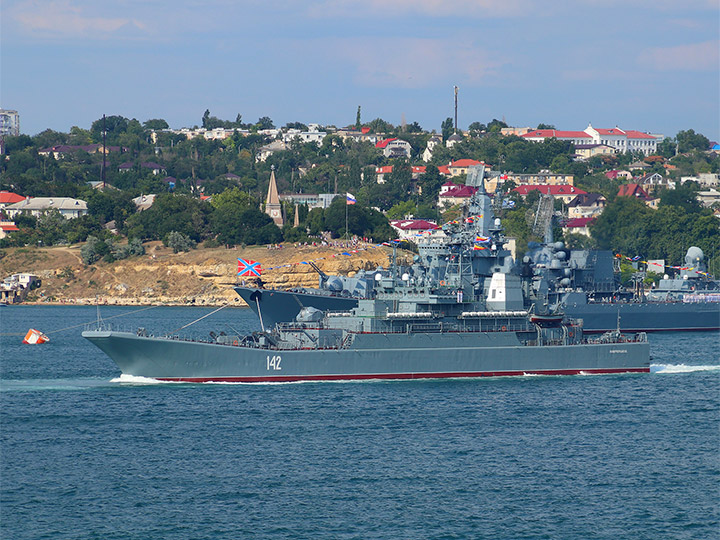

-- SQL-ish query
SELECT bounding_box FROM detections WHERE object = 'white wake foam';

[651,364,720,374]
[110,374,176,384]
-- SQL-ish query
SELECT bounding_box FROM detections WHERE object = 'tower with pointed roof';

[265,165,283,227]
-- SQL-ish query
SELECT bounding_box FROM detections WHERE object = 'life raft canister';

[23,329,50,344]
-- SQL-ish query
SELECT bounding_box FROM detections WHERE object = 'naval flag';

[237,258,262,277]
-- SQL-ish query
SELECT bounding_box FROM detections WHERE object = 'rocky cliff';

[0,242,401,306]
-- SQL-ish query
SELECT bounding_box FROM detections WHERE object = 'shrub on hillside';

[164,231,196,253]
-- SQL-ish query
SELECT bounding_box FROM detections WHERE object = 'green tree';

[468,122,486,135]
[441,117,454,141]
[417,165,444,205]
[90,115,129,144]
[81,235,109,265]
[659,183,701,213]
[255,117,275,130]
[590,196,652,253]
[487,118,508,132]
[676,129,710,153]
[355,106,362,129]
[210,188,280,246]
[124,194,211,241]
[367,118,394,134]
[386,200,417,219]
[143,119,169,131]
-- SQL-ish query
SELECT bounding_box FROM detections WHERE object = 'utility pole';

[102,114,106,190]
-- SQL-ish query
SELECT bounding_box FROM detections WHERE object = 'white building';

[375,138,412,159]
[283,130,327,145]
[521,123,662,155]
[0,109,20,137]
[422,134,443,162]
[256,140,288,162]
[5,197,88,219]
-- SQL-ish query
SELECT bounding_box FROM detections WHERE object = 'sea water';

[1,305,718,540]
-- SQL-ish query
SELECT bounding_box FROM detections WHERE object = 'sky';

[2,0,719,140]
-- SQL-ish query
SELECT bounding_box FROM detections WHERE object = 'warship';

[83,249,649,382]
[524,242,720,332]
[234,165,719,333]
[235,164,517,327]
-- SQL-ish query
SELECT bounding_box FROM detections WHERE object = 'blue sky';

[2,0,718,140]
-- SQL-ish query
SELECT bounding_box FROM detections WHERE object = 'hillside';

[0,242,403,306]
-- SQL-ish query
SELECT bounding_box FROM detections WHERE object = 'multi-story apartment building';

[0,109,20,137]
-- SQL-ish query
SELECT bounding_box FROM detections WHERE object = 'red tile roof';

[440,185,478,198]
[0,191,25,204]
[437,166,451,175]
[375,138,397,148]
[594,128,625,136]
[565,217,595,228]
[624,130,657,140]
[521,130,591,139]
[617,183,652,200]
[1,223,20,231]
[449,159,483,168]
[391,219,439,230]
[375,166,393,174]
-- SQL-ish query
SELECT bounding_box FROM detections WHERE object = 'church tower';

[265,165,283,227]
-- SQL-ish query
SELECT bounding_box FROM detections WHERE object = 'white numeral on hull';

[266,355,282,370]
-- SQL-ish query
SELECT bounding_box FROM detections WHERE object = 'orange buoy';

[22,329,50,344]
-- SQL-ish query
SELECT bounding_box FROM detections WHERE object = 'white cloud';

[325,38,504,88]
[9,0,147,39]
[639,40,720,72]
[306,0,530,18]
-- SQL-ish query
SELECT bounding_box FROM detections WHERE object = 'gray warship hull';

[234,285,720,333]
[564,300,720,333]
[83,329,649,383]
[234,286,357,328]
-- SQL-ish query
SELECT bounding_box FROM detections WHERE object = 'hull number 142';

[266,355,282,370]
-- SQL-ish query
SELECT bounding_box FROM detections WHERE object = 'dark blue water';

[2,306,718,540]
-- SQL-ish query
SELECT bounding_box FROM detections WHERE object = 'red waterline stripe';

[157,367,650,384]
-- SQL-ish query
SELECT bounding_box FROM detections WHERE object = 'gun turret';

[308,261,329,287]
